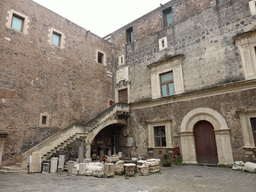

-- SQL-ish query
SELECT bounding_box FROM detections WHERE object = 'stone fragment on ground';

[232,161,245,171]
[114,160,124,175]
[124,163,136,176]
[146,159,160,173]
[244,162,256,173]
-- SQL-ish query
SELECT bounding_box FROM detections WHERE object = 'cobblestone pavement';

[0,165,256,192]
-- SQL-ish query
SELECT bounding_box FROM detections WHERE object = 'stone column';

[50,157,58,173]
[85,144,91,159]
[180,132,197,164]
[78,142,84,163]
[215,129,234,164]
[108,149,111,157]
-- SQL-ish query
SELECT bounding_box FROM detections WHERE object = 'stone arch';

[180,107,233,164]
[87,119,126,143]
[85,119,126,159]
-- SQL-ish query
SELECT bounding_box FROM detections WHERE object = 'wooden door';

[194,121,218,164]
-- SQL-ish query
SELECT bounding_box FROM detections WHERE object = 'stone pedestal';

[104,163,114,177]
[79,163,87,175]
[114,160,124,175]
[31,152,41,173]
[42,163,50,173]
[59,155,65,169]
[68,161,75,175]
[50,157,58,173]
[124,163,136,176]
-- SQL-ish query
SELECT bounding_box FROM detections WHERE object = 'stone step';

[0,166,26,173]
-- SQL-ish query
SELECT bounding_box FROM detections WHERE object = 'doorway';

[194,121,218,164]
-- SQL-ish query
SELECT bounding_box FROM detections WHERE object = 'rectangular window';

[154,126,166,147]
[163,7,173,27]
[98,52,104,63]
[52,32,61,46]
[126,27,134,43]
[160,71,174,97]
[11,15,24,32]
[42,116,47,125]
[250,118,256,145]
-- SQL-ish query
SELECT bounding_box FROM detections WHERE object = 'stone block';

[68,161,75,175]
[104,163,114,177]
[124,163,136,176]
[138,164,149,176]
[112,156,120,161]
[50,157,58,173]
[79,163,87,175]
[83,158,92,163]
[31,152,41,173]
[85,170,93,176]
[232,161,245,171]
[72,164,79,175]
[114,160,124,175]
[244,162,256,173]
[146,159,160,173]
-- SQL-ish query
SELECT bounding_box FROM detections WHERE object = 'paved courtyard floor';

[0,165,256,192]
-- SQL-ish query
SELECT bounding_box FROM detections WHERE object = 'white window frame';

[249,0,256,15]
[96,50,106,66]
[6,9,29,35]
[239,111,256,149]
[147,55,184,99]
[119,55,125,66]
[147,119,173,149]
[159,37,168,51]
[235,31,256,80]
[48,27,65,49]
[39,112,50,127]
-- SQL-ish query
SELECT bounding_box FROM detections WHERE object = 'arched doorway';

[180,107,234,165]
[194,121,218,164]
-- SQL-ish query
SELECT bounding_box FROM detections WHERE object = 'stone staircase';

[21,103,129,169]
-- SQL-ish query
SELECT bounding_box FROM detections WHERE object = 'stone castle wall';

[110,0,252,103]
[0,0,114,165]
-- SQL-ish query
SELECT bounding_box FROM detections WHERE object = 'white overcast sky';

[33,0,171,37]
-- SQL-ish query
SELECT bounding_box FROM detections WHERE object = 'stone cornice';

[147,54,185,69]
[130,78,256,110]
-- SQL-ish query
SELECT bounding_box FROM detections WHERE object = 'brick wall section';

[0,0,114,165]
[110,0,252,103]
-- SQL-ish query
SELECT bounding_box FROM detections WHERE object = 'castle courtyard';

[0,165,255,192]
